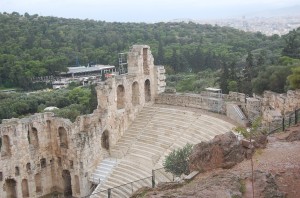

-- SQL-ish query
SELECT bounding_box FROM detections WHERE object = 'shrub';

[163,143,193,177]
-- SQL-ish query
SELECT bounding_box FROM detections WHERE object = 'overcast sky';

[0,0,299,22]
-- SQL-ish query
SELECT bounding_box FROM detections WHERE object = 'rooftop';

[62,65,115,74]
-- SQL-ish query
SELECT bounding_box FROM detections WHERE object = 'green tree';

[288,66,300,89]
[228,80,238,92]
[163,143,193,176]
[219,62,229,94]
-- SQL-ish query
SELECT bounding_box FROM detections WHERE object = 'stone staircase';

[90,105,235,198]
[89,158,118,185]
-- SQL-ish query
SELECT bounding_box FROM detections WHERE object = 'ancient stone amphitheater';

[90,105,234,197]
[0,45,299,198]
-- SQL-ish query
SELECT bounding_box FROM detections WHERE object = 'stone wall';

[155,93,225,113]
[0,45,165,198]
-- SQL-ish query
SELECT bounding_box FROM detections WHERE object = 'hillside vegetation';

[0,12,300,123]
[1,12,299,92]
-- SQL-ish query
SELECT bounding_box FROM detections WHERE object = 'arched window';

[28,127,39,148]
[101,130,109,150]
[132,81,140,106]
[1,135,11,157]
[58,127,68,148]
[144,79,151,102]
[26,163,31,171]
[117,85,125,109]
[15,166,20,176]
[40,158,46,168]
[22,179,30,197]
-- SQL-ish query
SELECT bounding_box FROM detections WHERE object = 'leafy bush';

[163,143,193,177]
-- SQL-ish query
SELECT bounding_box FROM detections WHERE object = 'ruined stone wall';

[263,90,300,114]
[155,93,225,113]
[0,45,165,198]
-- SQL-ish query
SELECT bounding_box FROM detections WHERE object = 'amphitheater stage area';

[90,104,236,198]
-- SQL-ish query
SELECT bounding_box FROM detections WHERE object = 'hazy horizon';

[0,0,299,22]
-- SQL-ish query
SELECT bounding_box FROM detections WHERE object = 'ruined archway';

[117,85,125,109]
[1,135,11,157]
[132,81,140,106]
[28,127,39,148]
[35,173,42,193]
[62,170,72,197]
[5,179,17,198]
[101,130,109,150]
[144,79,151,102]
[58,127,68,148]
[22,179,29,197]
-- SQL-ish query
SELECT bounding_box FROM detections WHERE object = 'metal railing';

[87,176,153,198]
[267,109,299,134]
[85,165,178,198]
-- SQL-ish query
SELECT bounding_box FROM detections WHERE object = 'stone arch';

[1,135,11,157]
[35,173,42,193]
[144,79,151,102]
[62,170,72,197]
[58,127,68,148]
[132,81,140,106]
[5,179,17,198]
[22,179,29,197]
[101,130,109,150]
[75,175,80,194]
[28,127,39,148]
[117,84,125,109]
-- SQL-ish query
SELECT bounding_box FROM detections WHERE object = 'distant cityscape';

[205,15,300,36]
[172,15,300,36]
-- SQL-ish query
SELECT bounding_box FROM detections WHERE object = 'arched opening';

[40,158,46,168]
[62,170,72,197]
[132,81,140,106]
[28,127,39,148]
[143,48,149,75]
[75,175,80,194]
[5,179,17,198]
[35,173,42,193]
[58,127,68,148]
[22,179,29,197]
[101,130,109,150]
[117,85,125,109]
[15,166,20,176]
[1,135,11,157]
[144,79,151,102]
[26,163,31,171]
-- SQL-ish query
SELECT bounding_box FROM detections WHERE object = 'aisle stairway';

[89,158,118,184]
[91,105,235,198]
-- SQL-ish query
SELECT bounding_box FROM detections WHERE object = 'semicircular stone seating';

[90,104,235,198]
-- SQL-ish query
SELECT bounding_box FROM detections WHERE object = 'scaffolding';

[204,87,223,113]
[118,53,128,74]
